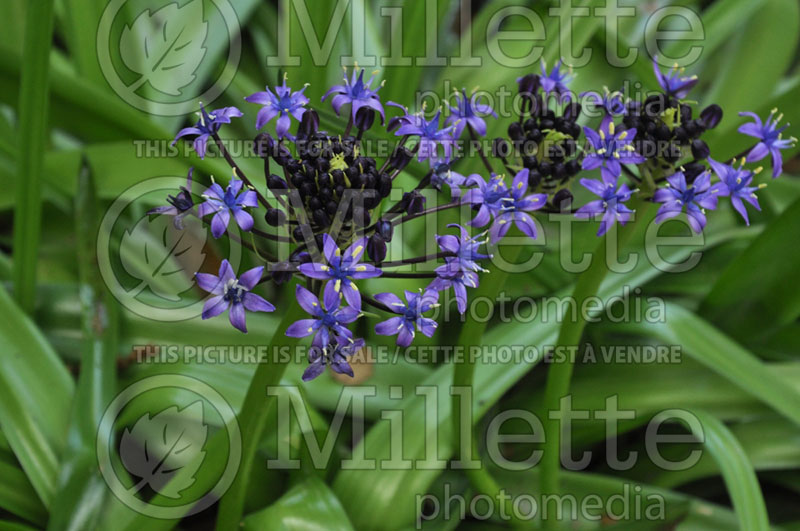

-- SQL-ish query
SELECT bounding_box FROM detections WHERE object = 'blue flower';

[195,260,275,333]
[708,157,763,225]
[575,167,636,236]
[738,110,796,178]
[197,177,258,238]
[322,67,385,121]
[491,169,548,243]
[298,234,382,311]
[429,158,467,199]
[582,117,645,176]
[302,337,365,381]
[285,285,361,348]
[581,87,626,116]
[435,223,492,274]
[148,168,196,229]
[245,73,309,139]
[429,269,479,315]
[653,171,718,233]
[652,57,698,99]
[394,107,459,162]
[462,173,510,228]
[447,88,497,137]
[374,290,439,347]
[173,104,242,159]
[540,59,574,98]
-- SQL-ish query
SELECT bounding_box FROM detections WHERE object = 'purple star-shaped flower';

[582,116,645,176]
[375,290,439,347]
[429,158,467,199]
[708,157,762,226]
[653,171,718,233]
[285,284,360,348]
[395,109,459,162]
[172,104,242,159]
[738,110,796,178]
[197,177,258,238]
[490,169,548,243]
[652,57,698,99]
[435,223,492,275]
[446,88,497,137]
[298,235,382,311]
[322,67,385,121]
[540,59,574,99]
[429,269,479,315]
[147,168,196,229]
[195,260,275,333]
[575,167,636,236]
[462,173,510,228]
[302,337,365,381]
[245,74,309,139]
[581,88,626,117]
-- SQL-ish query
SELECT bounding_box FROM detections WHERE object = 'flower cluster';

[154,60,792,381]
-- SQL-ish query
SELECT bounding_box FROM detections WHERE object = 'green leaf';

[11,0,56,313]
[242,477,354,531]
[0,460,47,526]
[699,198,800,344]
[0,283,74,508]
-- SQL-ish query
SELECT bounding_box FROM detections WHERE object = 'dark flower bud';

[297,109,320,139]
[553,189,573,211]
[563,102,582,122]
[527,170,542,189]
[273,144,293,166]
[683,162,706,181]
[387,115,404,133]
[313,209,330,227]
[508,122,524,142]
[253,133,275,158]
[267,174,288,190]
[271,261,294,285]
[699,104,723,129]
[492,137,511,158]
[367,233,387,263]
[565,159,581,176]
[265,207,286,226]
[355,107,377,131]
[539,161,553,176]
[517,74,540,100]
[376,219,394,241]
[292,225,307,242]
[388,146,414,172]
[403,190,426,216]
[378,173,392,198]
[691,139,710,160]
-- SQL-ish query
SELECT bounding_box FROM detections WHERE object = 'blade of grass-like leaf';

[540,202,653,529]
[0,460,47,526]
[242,476,354,531]
[0,283,74,507]
[61,0,106,85]
[215,301,307,530]
[0,521,40,531]
[699,197,800,343]
[332,216,745,529]
[11,0,55,313]
[685,410,770,530]
[47,163,119,530]
[617,303,800,426]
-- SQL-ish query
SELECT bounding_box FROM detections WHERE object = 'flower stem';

[468,124,495,175]
[540,201,651,529]
[212,133,271,209]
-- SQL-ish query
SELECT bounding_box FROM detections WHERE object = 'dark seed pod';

[367,233,387,263]
[508,121,524,142]
[565,159,581,176]
[312,209,330,227]
[492,137,511,158]
[527,170,542,189]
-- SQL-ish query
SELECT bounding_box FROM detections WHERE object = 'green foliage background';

[0,0,799,530]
